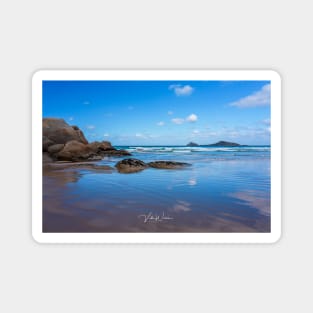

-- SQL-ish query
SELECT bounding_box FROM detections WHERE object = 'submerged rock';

[148,161,191,169]
[44,162,113,171]
[102,149,131,156]
[88,141,131,157]
[115,158,148,173]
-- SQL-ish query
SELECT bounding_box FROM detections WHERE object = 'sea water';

[43,146,271,232]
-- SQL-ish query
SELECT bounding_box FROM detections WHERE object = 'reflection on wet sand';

[172,200,192,212]
[228,190,270,216]
[43,165,270,233]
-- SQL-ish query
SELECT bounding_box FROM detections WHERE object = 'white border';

[32,70,281,244]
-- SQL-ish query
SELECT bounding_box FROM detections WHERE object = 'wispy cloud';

[172,113,198,125]
[83,101,91,105]
[262,118,271,125]
[229,84,270,108]
[86,125,95,130]
[168,111,173,115]
[171,118,185,125]
[103,133,110,137]
[68,116,74,121]
[186,113,198,122]
[169,84,194,96]
[188,125,270,143]
[135,133,147,139]
[157,121,165,126]
[148,134,159,138]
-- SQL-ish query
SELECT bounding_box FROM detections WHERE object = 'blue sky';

[43,80,271,145]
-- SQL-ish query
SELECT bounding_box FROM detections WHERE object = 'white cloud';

[83,101,90,105]
[193,130,200,134]
[186,113,198,122]
[172,113,198,125]
[68,116,74,121]
[157,121,165,126]
[135,133,147,139]
[262,118,271,125]
[103,133,109,137]
[171,118,185,125]
[168,111,173,115]
[229,84,271,108]
[169,84,194,96]
[87,125,95,130]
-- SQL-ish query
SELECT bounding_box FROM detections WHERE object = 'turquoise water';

[43,146,271,232]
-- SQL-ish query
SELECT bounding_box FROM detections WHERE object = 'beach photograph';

[41,78,272,233]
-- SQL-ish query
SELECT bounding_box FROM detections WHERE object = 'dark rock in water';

[207,141,242,147]
[186,142,199,147]
[56,140,95,161]
[43,136,54,152]
[43,118,88,144]
[87,141,131,156]
[115,158,148,173]
[47,143,65,155]
[44,162,113,171]
[148,161,191,169]
[102,149,131,156]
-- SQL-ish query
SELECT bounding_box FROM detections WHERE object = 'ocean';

[43,146,271,232]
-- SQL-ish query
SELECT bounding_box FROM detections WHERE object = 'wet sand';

[43,161,270,233]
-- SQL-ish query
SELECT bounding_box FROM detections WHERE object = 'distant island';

[207,141,247,147]
[186,142,199,147]
[186,141,247,147]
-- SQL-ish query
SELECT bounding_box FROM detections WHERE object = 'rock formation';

[115,158,148,173]
[115,158,192,173]
[42,118,193,174]
[148,161,191,169]
[43,118,88,146]
[42,118,131,162]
